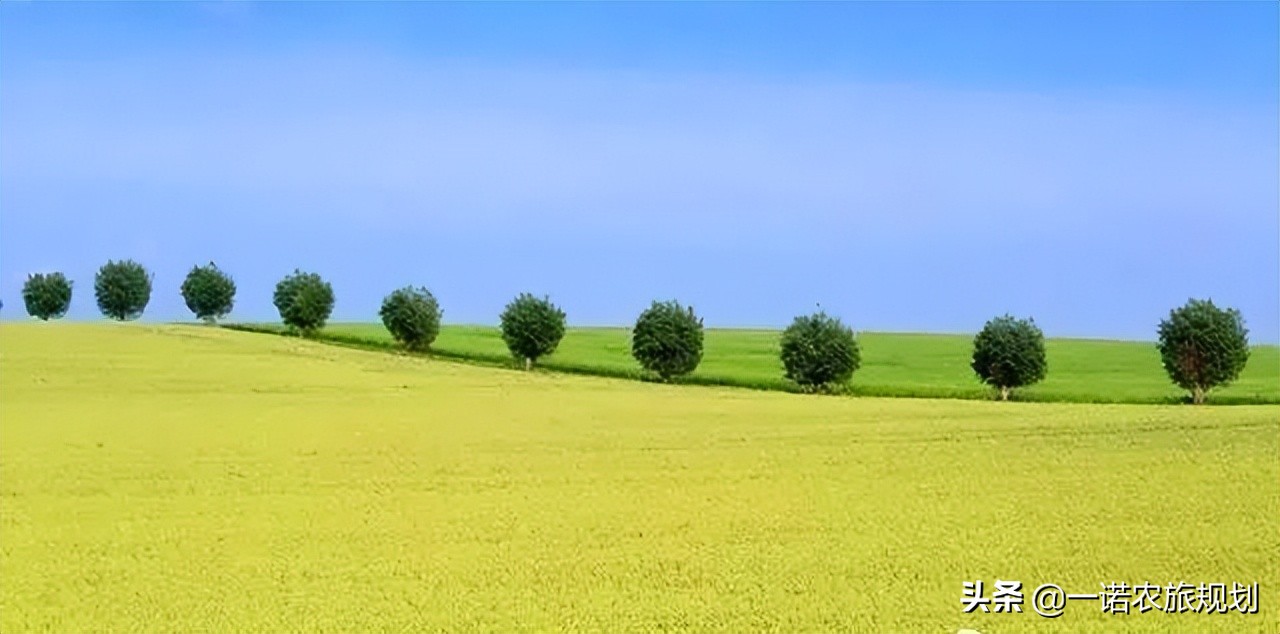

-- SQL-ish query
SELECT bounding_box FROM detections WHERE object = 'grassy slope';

[231,322,1280,404]
[1,323,1277,632]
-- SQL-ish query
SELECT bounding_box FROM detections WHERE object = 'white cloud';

[4,53,1273,239]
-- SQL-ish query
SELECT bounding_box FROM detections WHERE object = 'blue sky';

[2,2,1276,341]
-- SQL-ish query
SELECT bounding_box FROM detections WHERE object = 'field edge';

[219,323,1280,406]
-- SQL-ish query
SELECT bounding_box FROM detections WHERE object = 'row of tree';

[22,261,156,322]
[19,262,1252,404]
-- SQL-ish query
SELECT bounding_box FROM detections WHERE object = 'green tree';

[180,262,236,323]
[1157,298,1250,405]
[380,286,442,351]
[971,314,1047,401]
[273,270,334,336]
[632,300,704,380]
[95,260,152,321]
[499,293,566,370]
[780,311,861,392]
[22,272,73,321]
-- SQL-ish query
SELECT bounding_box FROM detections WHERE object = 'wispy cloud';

[6,55,1272,228]
[2,52,1276,337]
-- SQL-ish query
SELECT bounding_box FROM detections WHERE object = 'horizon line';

[4,318,1279,347]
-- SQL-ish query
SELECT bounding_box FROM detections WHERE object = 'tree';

[22,272,73,320]
[632,300,704,380]
[971,314,1047,401]
[95,260,152,321]
[273,270,334,336]
[499,293,566,369]
[780,311,861,392]
[380,286,442,351]
[1156,298,1250,405]
[180,262,236,323]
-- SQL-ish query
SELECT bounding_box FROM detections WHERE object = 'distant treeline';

[15,261,1253,404]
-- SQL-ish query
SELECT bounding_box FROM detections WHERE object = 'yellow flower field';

[1,324,1275,632]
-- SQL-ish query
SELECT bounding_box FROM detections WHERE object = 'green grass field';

[231,322,1280,405]
[2,323,1277,632]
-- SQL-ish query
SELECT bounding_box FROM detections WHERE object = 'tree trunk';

[524,357,533,371]
[1193,386,1205,405]
[1000,386,1010,401]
